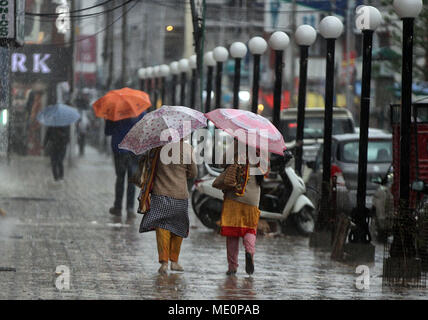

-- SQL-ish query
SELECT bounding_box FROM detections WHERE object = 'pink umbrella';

[205,108,286,155]
[119,105,207,155]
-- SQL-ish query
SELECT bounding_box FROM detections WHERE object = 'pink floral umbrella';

[205,108,286,155]
[119,105,207,155]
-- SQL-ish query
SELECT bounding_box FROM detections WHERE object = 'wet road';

[0,147,427,299]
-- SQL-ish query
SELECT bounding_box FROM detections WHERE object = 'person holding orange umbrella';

[93,88,151,219]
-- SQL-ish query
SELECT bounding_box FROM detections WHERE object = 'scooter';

[191,151,316,236]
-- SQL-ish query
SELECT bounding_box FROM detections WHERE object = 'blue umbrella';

[37,103,80,127]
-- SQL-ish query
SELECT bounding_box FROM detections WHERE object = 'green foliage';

[380,0,428,81]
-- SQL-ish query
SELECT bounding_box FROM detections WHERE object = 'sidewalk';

[0,147,427,299]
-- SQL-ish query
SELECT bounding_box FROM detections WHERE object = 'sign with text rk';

[11,45,73,81]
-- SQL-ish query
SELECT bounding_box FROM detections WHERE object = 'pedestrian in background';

[105,111,145,219]
[43,126,70,181]
[219,140,262,276]
[76,111,89,156]
[139,139,197,275]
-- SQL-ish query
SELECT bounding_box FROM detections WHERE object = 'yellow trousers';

[156,228,183,263]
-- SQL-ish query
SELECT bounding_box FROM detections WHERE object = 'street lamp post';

[179,58,190,106]
[395,0,422,210]
[146,66,154,105]
[170,61,179,105]
[213,46,229,109]
[159,64,170,106]
[294,25,317,177]
[345,6,382,262]
[384,0,423,283]
[230,42,248,109]
[153,66,160,108]
[189,55,197,109]
[249,36,268,114]
[268,31,290,128]
[310,16,343,248]
[204,51,216,113]
[138,68,146,91]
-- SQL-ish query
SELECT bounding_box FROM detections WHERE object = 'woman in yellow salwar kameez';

[220,140,263,275]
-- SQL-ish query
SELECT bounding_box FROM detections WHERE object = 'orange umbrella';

[93,87,151,121]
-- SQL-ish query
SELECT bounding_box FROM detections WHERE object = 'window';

[339,140,392,163]
[280,118,354,142]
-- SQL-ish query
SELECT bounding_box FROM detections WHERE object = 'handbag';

[130,155,146,187]
[212,164,239,190]
[134,149,160,214]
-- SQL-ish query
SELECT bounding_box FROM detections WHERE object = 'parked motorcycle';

[191,151,316,236]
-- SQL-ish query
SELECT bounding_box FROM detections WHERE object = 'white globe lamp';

[318,16,344,39]
[393,0,423,18]
[356,6,382,31]
[230,42,248,59]
[204,51,216,67]
[295,25,317,46]
[138,68,146,79]
[160,64,170,77]
[269,31,290,50]
[170,61,180,75]
[213,46,229,62]
[248,36,268,55]
[178,58,190,73]
[189,55,197,69]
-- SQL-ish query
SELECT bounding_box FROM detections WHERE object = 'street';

[0,147,426,300]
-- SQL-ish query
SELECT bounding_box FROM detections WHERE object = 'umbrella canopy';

[205,108,286,155]
[119,105,207,155]
[36,104,80,127]
[93,87,151,121]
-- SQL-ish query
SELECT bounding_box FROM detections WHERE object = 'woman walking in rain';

[206,108,286,276]
[139,139,197,274]
[119,106,207,274]
[43,126,70,181]
[219,140,262,276]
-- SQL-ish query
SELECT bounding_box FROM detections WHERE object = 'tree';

[381,0,428,82]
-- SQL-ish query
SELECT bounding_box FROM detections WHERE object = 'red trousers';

[226,233,256,271]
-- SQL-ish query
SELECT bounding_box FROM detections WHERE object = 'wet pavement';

[0,147,427,300]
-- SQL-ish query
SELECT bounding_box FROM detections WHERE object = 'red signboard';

[76,35,96,63]
[75,35,96,87]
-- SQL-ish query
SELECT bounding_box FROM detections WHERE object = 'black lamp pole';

[232,58,242,109]
[146,78,152,100]
[215,61,223,109]
[392,17,417,260]
[295,45,309,176]
[312,38,336,241]
[190,68,197,109]
[139,78,145,92]
[251,54,261,114]
[205,66,214,113]
[355,30,374,228]
[399,18,414,211]
[272,50,283,128]
[153,77,159,108]
[161,76,166,106]
[180,71,187,106]
[345,29,376,262]
[171,74,177,105]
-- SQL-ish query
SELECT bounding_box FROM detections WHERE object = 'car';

[279,107,356,164]
[305,130,393,216]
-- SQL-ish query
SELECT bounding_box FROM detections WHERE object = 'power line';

[26,0,136,20]
[33,0,138,46]
[26,0,116,16]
